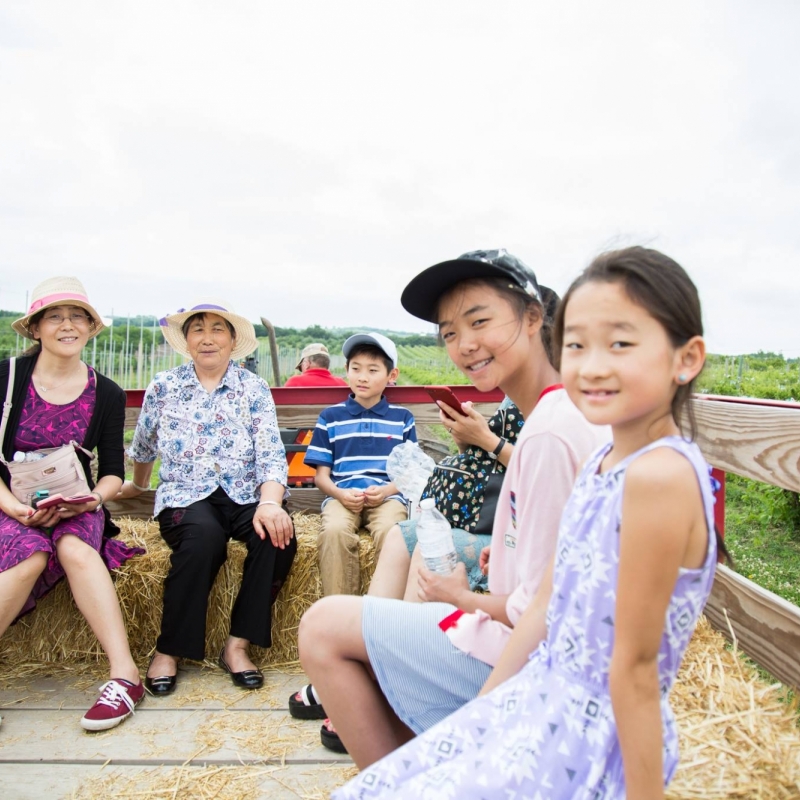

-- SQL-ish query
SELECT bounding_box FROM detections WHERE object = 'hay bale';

[0,515,377,670]
[667,616,800,798]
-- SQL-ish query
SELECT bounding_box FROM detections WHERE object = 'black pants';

[156,487,297,660]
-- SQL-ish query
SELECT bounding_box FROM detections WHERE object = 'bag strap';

[70,440,96,462]
[0,357,16,465]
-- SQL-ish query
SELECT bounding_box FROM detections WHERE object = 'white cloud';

[1,1,799,354]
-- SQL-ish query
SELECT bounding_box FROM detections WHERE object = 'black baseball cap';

[401,249,543,323]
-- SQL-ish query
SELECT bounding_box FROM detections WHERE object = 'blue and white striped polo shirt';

[305,394,417,507]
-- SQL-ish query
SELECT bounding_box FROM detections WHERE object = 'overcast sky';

[1,1,798,355]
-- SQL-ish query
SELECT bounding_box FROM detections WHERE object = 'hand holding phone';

[425,386,467,416]
[34,493,96,510]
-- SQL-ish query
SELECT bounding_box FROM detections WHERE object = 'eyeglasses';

[41,312,93,326]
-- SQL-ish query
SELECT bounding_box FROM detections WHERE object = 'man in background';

[284,343,348,387]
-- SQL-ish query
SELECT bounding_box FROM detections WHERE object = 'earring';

[677,374,688,384]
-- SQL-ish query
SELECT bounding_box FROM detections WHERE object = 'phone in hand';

[33,493,96,510]
[425,386,467,416]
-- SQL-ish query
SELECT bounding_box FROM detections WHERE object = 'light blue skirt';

[363,596,492,735]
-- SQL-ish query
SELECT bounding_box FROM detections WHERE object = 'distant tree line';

[256,323,437,350]
[0,310,439,358]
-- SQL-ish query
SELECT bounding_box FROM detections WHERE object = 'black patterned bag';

[421,401,524,534]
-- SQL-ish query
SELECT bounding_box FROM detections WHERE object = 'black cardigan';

[0,352,126,537]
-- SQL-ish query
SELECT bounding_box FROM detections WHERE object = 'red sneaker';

[81,679,145,731]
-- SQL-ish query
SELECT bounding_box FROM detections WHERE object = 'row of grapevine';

[395,344,468,386]
[697,354,800,401]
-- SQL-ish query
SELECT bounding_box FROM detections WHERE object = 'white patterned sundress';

[333,436,718,800]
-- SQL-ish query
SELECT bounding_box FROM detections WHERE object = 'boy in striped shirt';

[305,333,417,596]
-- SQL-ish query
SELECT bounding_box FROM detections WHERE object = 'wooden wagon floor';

[0,666,355,799]
[2,619,800,799]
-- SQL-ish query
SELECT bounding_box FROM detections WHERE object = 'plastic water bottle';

[13,451,45,462]
[417,498,458,575]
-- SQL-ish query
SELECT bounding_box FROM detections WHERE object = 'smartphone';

[425,386,467,416]
[34,493,96,510]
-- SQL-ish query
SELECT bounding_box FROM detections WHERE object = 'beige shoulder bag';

[0,357,95,505]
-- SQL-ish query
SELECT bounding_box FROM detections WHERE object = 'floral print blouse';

[128,362,287,516]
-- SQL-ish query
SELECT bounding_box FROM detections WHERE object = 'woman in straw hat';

[0,277,145,732]
[121,300,296,696]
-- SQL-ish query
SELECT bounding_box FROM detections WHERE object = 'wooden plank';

[125,400,500,430]
[691,397,800,493]
[106,492,156,520]
[285,487,325,514]
[107,488,326,519]
[124,406,141,430]
[0,708,350,765]
[705,563,800,689]
[125,391,800,485]
[1,765,352,800]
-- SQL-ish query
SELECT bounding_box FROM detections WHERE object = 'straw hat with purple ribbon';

[159,299,259,360]
[12,276,105,340]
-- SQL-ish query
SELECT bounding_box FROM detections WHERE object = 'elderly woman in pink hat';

[0,277,145,732]
[121,300,296,696]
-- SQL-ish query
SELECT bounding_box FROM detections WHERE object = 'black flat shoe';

[144,673,177,696]
[218,649,264,690]
[144,656,178,697]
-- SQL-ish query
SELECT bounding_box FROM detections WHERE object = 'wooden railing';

[109,385,504,517]
[692,394,800,690]
[110,388,800,690]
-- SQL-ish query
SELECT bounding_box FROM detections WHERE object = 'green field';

[692,354,800,609]
[698,352,800,401]
[396,344,469,386]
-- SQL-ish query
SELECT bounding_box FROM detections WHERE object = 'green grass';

[122,428,159,487]
[685,351,800,610]
[397,344,469,386]
[724,474,800,607]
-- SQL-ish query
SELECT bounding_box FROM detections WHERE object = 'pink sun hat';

[12,276,105,340]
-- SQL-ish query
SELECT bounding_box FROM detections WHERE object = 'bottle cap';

[13,451,25,463]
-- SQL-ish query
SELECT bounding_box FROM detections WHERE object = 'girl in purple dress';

[0,277,144,732]
[333,247,728,800]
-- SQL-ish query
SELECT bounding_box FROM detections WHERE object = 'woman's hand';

[117,480,144,500]
[479,545,491,576]
[253,503,294,549]
[55,498,100,519]
[438,402,496,452]
[416,561,471,605]
[5,500,61,528]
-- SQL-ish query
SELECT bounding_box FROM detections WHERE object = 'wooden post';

[260,317,282,387]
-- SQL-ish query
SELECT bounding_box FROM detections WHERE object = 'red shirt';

[283,368,349,387]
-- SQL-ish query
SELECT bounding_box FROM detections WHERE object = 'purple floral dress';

[334,437,718,800]
[0,370,143,619]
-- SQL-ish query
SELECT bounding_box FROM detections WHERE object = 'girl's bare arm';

[479,559,553,695]
[610,448,706,800]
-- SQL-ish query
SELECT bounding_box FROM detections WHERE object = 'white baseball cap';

[342,332,398,369]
